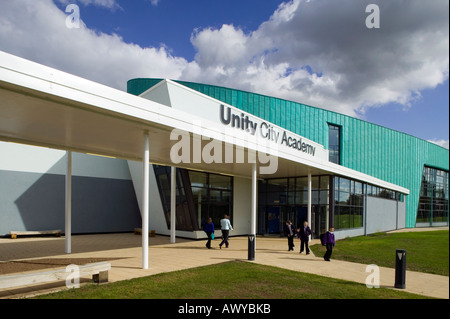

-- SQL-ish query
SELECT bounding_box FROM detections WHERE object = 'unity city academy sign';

[219,105,317,157]
[169,102,323,175]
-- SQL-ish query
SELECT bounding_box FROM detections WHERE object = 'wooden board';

[10,230,62,239]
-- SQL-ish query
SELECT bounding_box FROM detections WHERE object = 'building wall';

[334,197,406,240]
[334,228,365,240]
[0,142,141,236]
[128,79,450,228]
[366,196,402,234]
[398,200,406,229]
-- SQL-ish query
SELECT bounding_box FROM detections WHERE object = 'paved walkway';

[0,230,448,299]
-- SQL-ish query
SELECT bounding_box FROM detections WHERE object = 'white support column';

[248,163,257,261]
[142,133,150,270]
[170,166,176,244]
[308,172,312,241]
[65,151,72,254]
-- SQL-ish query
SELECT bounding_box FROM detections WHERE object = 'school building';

[0,51,448,268]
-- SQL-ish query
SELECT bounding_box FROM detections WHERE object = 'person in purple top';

[323,227,335,261]
[203,217,215,249]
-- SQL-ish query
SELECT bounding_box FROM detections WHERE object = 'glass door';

[311,205,328,238]
[267,206,281,234]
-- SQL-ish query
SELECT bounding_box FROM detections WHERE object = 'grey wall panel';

[366,197,398,234]
[70,176,141,233]
[0,171,64,234]
[0,170,141,235]
[335,228,364,240]
[397,200,406,229]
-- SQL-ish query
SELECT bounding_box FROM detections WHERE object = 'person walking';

[298,221,312,255]
[203,217,215,249]
[323,227,335,261]
[283,220,296,251]
[219,214,233,249]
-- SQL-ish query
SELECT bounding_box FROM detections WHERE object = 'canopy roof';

[0,51,409,194]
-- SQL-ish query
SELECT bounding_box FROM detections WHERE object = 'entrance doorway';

[259,176,331,238]
[267,206,281,234]
[265,205,328,238]
[311,205,328,239]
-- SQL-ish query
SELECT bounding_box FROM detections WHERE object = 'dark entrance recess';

[258,176,331,238]
[153,165,199,231]
[153,166,234,232]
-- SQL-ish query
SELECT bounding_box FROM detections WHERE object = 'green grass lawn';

[311,230,449,276]
[36,261,431,299]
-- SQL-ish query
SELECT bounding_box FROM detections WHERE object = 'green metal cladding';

[128,78,450,228]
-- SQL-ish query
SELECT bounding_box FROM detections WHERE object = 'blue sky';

[364,80,449,142]
[62,0,285,60]
[1,0,449,148]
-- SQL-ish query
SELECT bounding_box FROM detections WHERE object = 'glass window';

[296,177,308,191]
[258,176,330,236]
[339,178,351,193]
[189,171,207,188]
[297,190,308,205]
[417,167,449,226]
[339,191,350,205]
[319,191,329,205]
[339,206,350,229]
[311,177,320,190]
[333,176,365,230]
[328,124,341,165]
[258,180,267,193]
[155,167,234,231]
[334,206,340,229]
[210,174,232,190]
[320,176,329,190]
[334,190,340,206]
[354,182,363,195]
[209,190,222,202]
[353,207,364,228]
[311,190,320,205]
[267,179,288,193]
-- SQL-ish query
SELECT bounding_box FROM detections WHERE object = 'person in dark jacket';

[283,220,296,251]
[298,221,312,255]
[203,217,215,249]
[323,227,335,261]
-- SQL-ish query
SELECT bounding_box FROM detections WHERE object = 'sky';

[0,0,448,149]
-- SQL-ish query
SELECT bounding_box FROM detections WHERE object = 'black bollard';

[248,235,255,261]
[395,249,407,289]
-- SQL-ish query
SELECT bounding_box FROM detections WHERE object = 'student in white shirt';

[219,214,233,249]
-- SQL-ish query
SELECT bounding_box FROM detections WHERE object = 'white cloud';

[149,0,160,7]
[184,0,449,117]
[428,139,450,150]
[0,0,188,91]
[0,0,448,123]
